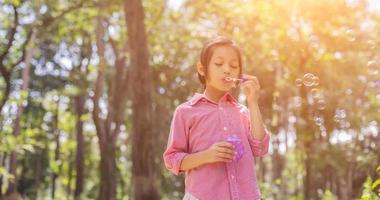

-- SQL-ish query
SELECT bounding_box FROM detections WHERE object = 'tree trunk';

[74,95,85,198]
[99,142,117,200]
[34,149,42,200]
[124,0,159,199]
[304,153,311,200]
[67,151,73,196]
[7,31,36,194]
[93,15,121,200]
[51,98,61,199]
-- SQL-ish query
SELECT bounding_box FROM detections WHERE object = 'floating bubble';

[181,80,186,86]
[321,130,327,137]
[317,99,326,110]
[303,73,315,87]
[295,78,303,87]
[314,116,324,126]
[312,76,320,86]
[158,87,165,94]
[310,88,322,99]
[334,108,346,122]
[367,60,380,75]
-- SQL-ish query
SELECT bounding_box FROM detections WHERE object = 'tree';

[124,0,160,199]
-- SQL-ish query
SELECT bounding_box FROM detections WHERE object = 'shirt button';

[231,175,235,179]
[223,127,227,131]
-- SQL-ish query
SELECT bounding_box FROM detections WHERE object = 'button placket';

[226,163,240,200]
[219,105,229,136]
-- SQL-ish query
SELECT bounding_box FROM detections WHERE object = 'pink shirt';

[163,93,270,200]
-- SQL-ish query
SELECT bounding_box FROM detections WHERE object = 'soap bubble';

[367,60,379,75]
[334,108,346,122]
[316,99,326,110]
[303,73,315,87]
[310,88,323,99]
[314,116,324,126]
[296,73,320,87]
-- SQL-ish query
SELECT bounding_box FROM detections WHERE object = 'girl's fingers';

[217,145,235,154]
[217,148,235,156]
[216,156,234,162]
[217,142,234,148]
[241,80,260,87]
[242,74,257,80]
[215,142,235,155]
[241,75,260,87]
[217,152,234,159]
[217,144,234,150]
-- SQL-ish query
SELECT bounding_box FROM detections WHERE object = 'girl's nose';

[223,65,231,74]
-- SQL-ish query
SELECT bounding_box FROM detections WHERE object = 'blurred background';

[0,0,379,199]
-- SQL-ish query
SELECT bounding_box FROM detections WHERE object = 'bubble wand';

[224,77,249,83]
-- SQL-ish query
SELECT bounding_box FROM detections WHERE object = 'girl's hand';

[241,74,261,103]
[203,142,236,164]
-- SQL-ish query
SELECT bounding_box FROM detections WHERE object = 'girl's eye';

[215,63,223,66]
[231,66,238,69]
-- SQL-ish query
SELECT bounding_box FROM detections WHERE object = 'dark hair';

[197,36,243,85]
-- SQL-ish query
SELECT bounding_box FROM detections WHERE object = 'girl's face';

[198,45,241,92]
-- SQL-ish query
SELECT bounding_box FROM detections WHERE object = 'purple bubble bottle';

[226,134,245,162]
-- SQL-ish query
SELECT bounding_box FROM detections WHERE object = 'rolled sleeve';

[163,107,189,175]
[164,152,188,175]
[247,129,270,157]
[240,106,270,157]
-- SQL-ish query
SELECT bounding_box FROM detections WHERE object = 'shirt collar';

[189,92,238,106]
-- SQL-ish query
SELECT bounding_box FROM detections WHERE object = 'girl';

[163,36,270,200]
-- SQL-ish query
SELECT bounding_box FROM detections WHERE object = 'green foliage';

[360,177,380,200]
[321,190,338,200]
